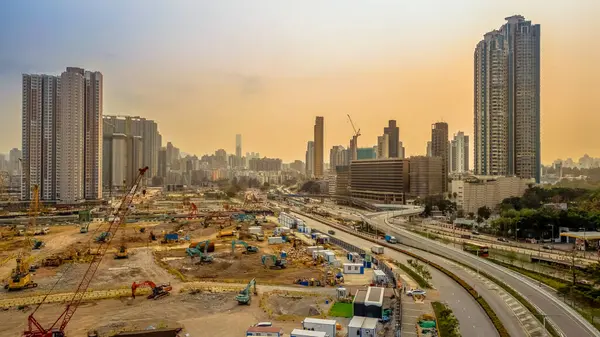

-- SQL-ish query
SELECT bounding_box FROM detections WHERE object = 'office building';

[450,132,469,173]
[335,166,350,197]
[290,160,304,173]
[409,156,443,198]
[474,15,541,182]
[306,141,315,178]
[235,134,242,158]
[383,120,400,158]
[329,146,348,172]
[451,175,533,214]
[314,116,324,178]
[21,74,60,201]
[357,148,376,160]
[349,158,409,204]
[377,135,389,159]
[431,122,449,192]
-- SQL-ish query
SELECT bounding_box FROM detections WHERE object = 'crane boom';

[25,166,149,337]
[347,114,361,137]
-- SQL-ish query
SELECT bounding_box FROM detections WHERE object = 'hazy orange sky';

[1,1,599,163]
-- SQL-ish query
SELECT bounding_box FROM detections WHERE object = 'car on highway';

[471,231,480,235]
[542,244,553,250]
[497,237,509,242]
[406,289,426,296]
[328,230,336,235]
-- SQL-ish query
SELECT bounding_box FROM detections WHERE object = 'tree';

[456,209,465,218]
[468,212,475,220]
[477,206,492,220]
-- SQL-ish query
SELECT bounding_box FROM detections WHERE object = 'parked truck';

[371,245,384,254]
[384,235,398,244]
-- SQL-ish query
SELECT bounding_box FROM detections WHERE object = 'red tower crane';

[23,167,149,337]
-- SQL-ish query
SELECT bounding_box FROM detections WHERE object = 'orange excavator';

[131,280,172,300]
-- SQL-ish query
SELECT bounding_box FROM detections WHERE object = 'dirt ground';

[267,293,332,317]
[1,290,300,337]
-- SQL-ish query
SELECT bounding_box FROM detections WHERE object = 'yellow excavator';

[5,257,37,290]
[5,185,40,291]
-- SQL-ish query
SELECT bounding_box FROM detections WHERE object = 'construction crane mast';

[347,114,361,161]
[24,166,149,337]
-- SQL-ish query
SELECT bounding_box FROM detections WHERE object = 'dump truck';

[217,229,237,238]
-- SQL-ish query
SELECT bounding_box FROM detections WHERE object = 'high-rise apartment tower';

[474,15,541,182]
[431,122,449,192]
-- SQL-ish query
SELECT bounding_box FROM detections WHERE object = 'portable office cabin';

[301,318,337,337]
[343,263,364,274]
[246,326,284,337]
[353,289,368,317]
[372,270,387,284]
[365,286,384,318]
[348,316,379,337]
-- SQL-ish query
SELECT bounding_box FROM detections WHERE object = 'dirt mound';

[268,294,325,316]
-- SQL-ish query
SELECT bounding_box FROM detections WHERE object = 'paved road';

[294,213,500,337]
[377,213,600,337]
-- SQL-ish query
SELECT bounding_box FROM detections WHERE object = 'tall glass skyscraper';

[474,15,541,182]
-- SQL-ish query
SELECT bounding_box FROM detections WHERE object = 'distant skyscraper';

[9,148,21,175]
[306,141,315,178]
[235,134,242,158]
[431,122,449,192]
[426,141,432,157]
[158,147,167,179]
[474,15,541,182]
[384,120,400,158]
[313,117,324,178]
[398,141,405,159]
[329,145,347,172]
[450,132,469,173]
[377,135,389,159]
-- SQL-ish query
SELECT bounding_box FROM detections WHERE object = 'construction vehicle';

[131,280,172,300]
[161,233,179,243]
[251,233,265,242]
[23,166,148,337]
[33,227,50,236]
[79,223,90,233]
[261,254,287,269]
[217,229,237,239]
[32,239,44,250]
[4,257,38,291]
[95,232,110,243]
[235,278,257,305]
[114,245,128,259]
[186,240,214,263]
[231,240,259,254]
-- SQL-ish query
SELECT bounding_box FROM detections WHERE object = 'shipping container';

[268,237,284,245]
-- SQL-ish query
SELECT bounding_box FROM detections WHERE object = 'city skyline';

[1,2,599,163]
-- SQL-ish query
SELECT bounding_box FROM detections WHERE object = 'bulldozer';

[5,258,37,291]
[114,245,128,259]
[235,278,257,305]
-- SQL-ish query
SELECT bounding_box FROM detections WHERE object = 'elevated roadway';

[292,212,512,337]
[376,213,599,337]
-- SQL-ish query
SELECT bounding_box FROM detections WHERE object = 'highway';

[374,213,600,337]
[293,213,501,337]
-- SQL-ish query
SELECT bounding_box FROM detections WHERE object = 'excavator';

[261,254,287,269]
[95,232,110,243]
[23,166,148,337]
[4,257,37,291]
[131,280,172,300]
[235,278,257,305]
[231,240,259,254]
[186,240,214,263]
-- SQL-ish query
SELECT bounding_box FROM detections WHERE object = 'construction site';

[0,170,404,337]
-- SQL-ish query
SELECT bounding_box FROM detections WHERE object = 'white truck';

[371,245,384,254]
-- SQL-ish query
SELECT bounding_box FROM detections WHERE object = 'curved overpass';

[377,212,599,337]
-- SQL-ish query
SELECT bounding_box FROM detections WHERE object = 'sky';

[1,0,599,163]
